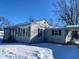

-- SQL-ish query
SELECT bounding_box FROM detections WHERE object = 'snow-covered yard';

[0,43,79,59]
[33,43,79,59]
[0,44,54,59]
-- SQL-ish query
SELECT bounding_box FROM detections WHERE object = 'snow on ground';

[33,43,79,59]
[0,44,54,59]
[0,43,79,59]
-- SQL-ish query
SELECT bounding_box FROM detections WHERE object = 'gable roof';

[4,20,48,29]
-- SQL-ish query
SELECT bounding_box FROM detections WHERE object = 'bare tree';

[0,16,12,29]
[57,0,79,25]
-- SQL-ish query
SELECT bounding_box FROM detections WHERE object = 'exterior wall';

[45,29,67,43]
[30,23,44,43]
[15,25,31,43]
[29,20,49,43]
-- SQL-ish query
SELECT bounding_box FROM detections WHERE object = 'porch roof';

[47,25,79,29]
[67,25,79,28]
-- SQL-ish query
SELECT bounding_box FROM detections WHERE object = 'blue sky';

[0,0,58,25]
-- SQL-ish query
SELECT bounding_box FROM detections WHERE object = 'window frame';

[52,29,61,36]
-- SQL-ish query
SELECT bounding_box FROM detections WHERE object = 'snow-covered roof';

[48,25,79,29]
[47,26,66,29]
[5,22,32,29]
[67,25,79,28]
[5,20,48,29]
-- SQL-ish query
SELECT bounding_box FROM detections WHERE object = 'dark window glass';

[38,29,42,37]
[20,28,22,36]
[72,31,78,39]
[52,29,61,36]
[26,33,27,36]
[52,30,54,35]
[26,28,27,36]
[18,28,20,36]
[19,28,22,36]
[23,28,25,34]
[59,30,61,35]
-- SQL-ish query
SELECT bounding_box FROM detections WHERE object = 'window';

[25,28,27,36]
[20,28,22,36]
[38,29,42,37]
[52,29,61,36]
[25,28,29,37]
[52,30,54,35]
[15,29,18,36]
[26,31,29,37]
[18,28,22,36]
[22,28,25,36]
[18,28,20,36]
[23,28,25,34]
[26,32,27,36]
[59,30,61,35]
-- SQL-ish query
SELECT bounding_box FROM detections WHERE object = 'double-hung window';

[52,29,61,36]
[23,28,25,36]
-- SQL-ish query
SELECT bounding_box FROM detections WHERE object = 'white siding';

[30,23,38,40]
[30,23,45,43]
[15,25,31,43]
[4,20,49,43]
[45,29,67,43]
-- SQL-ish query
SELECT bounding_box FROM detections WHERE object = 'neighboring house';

[4,20,49,43]
[4,20,79,44]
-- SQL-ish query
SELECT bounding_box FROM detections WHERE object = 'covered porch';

[66,28,79,44]
[4,27,17,42]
